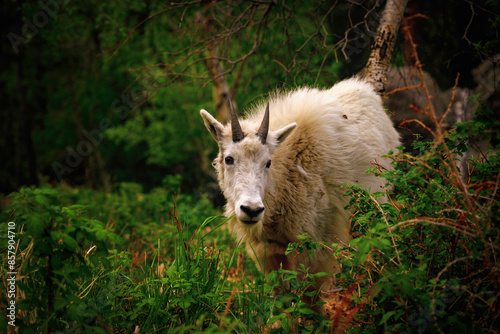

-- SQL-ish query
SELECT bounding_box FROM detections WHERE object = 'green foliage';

[286,233,322,258]
[335,117,499,333]
[2,0,353,193]
[105,84,212,171]
[96,215,236,333]
[272,267,331,330]
[0,186,121,332]
[1,182,327,333]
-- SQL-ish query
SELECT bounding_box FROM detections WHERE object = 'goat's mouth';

[240,218,259,225]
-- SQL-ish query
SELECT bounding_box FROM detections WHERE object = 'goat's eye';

[265,160,271,168]
[225,156,234,165]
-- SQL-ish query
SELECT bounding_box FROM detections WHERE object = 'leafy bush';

[332,108,499,333]
[0,181,221,332]
[1,180,335,333]
[0,186,121,333]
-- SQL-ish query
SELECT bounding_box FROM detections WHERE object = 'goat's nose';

[240,205,264,219]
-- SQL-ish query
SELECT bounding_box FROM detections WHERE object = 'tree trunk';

[197,12,233,124]
[196,11,235,185]
[69,75,97,189]
[364,0,408,94]
[205,45,233,124]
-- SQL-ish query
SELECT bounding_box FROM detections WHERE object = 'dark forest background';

[1,0,498,199]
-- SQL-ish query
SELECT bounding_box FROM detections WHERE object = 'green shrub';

[0,186,121,333]
[0,181,222,333]
[335,122,499,333]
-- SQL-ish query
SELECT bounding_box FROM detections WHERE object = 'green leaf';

[401,280,413,295]
[29,215,46,237]
[50,230,61,242]
[96,229,108,241]
[268,313,287,325]
[298,307,317,315]
[54,298,69,311]
[357,239,371,255]
[35,194,51,208]
[380,310,397,325]
[62,207,77,218]
[63,234,78,251]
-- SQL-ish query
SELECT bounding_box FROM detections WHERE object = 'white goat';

[200,77,400,311]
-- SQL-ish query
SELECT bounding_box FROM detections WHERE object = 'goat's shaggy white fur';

[201,77,400,308]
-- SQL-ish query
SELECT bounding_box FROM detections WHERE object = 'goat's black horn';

[257,103,270,144]
[229,98,244,142]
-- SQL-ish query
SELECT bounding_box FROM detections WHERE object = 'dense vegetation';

[1,0,499,333]
[1,112,498,333]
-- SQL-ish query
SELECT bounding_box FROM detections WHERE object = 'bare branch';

[364,0,408,93]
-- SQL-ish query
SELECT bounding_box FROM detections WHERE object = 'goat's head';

[200,102,296,225]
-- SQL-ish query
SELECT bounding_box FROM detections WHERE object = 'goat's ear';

[274,122,297,145]
[200,109,224,143]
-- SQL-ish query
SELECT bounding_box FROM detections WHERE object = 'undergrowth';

[0,182,328,333]
[335,136,499,333]
[1,103,498,333]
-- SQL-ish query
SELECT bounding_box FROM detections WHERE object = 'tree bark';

[364,0,408,94]
[198,12,233,124]
[205,46,233,124]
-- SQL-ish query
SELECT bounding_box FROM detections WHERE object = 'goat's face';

[219,136,271,224]
[200,104,296,225]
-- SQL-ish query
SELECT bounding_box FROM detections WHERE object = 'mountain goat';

[200,77,400,312]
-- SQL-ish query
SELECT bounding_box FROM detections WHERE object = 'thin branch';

[389,218,476,238]
[99,7,180,58]
[439,73,461,129]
